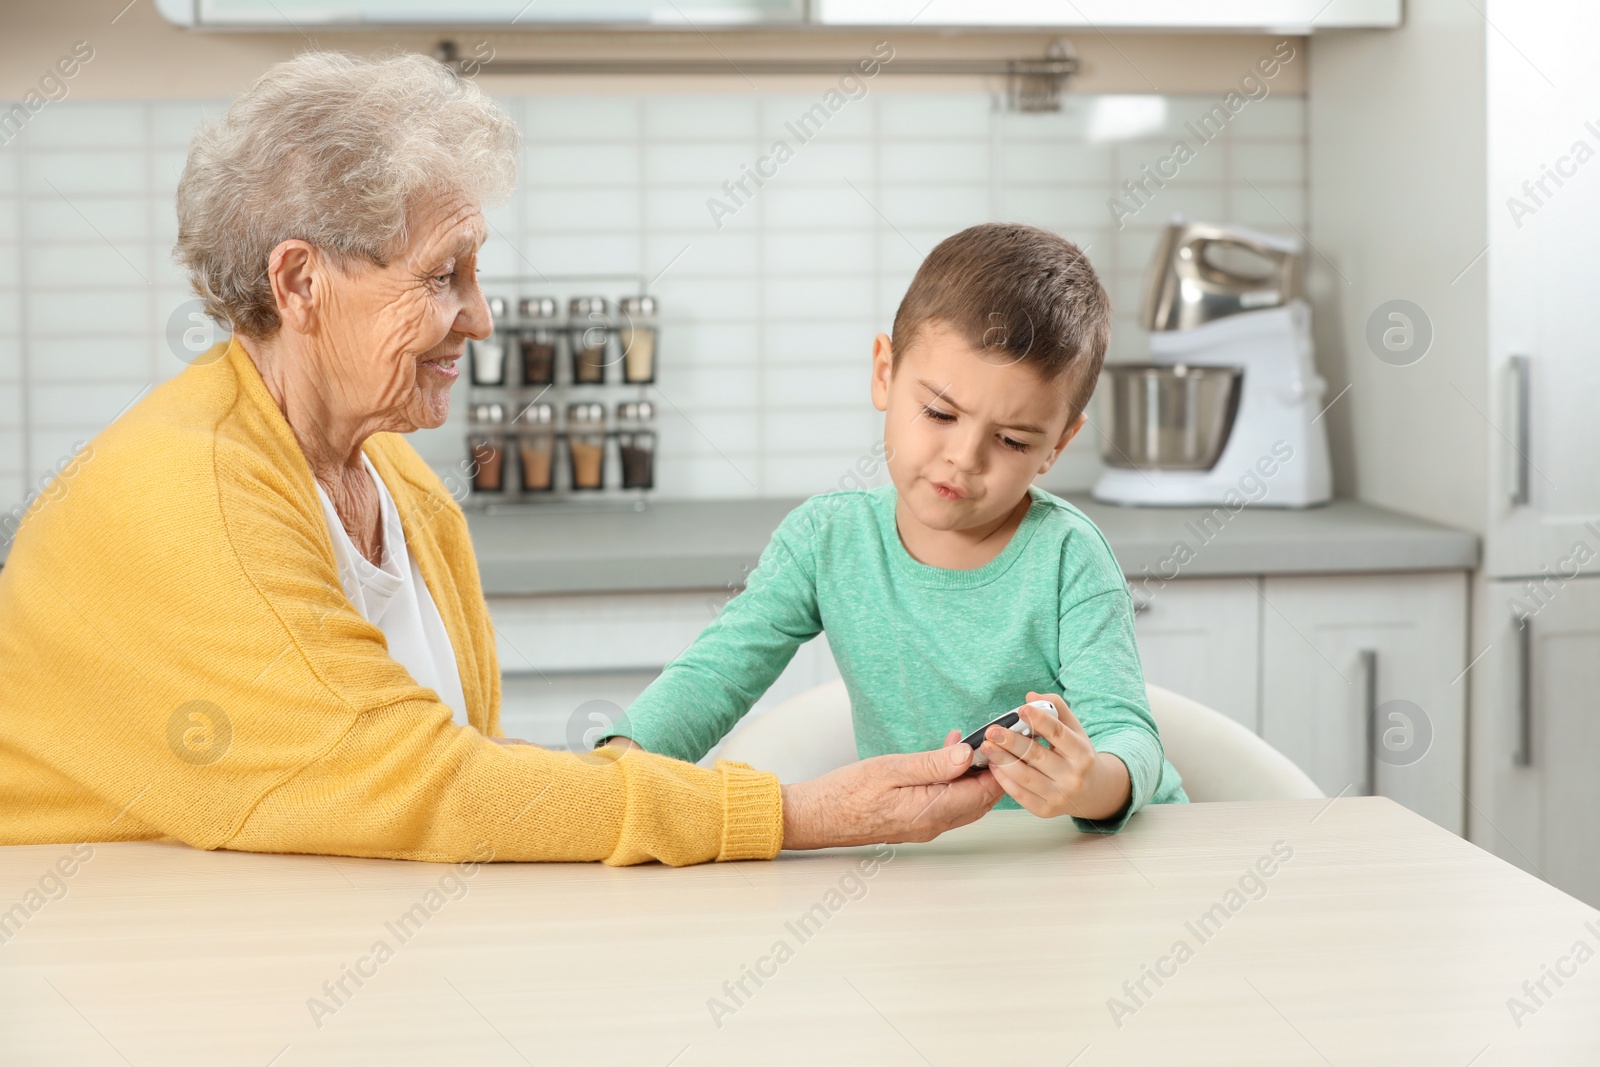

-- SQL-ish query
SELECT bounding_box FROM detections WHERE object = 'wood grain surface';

[1,798,1595,1066]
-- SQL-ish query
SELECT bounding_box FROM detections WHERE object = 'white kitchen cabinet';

[488,571,1471,837]
[1131,577,1261,732]
[1472,577,1600,908]
[485,592,839,751]
[1483,2,1600,579]
[816,0,1400,30]
[1308,0,1600,905]
[1260,573,1468,834]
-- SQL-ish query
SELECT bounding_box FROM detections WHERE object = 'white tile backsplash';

[763,229,875,275]
[880,140,991,183]
[21,196,148,243]
[763,363,873,407]
[0,291,20,336]
[523,96,639,141]
[770,140,876,184]
[647,231,760,278]
[0,337,20,381]
[762,320,873,363]
[645,95,760,140]
[760,92,877,141]
[0,89,1305,510]
[21,104,148,150]
[877,94,996,139]
[525,187,642,231]
[644,141,762,185]
[761,275,876,320]
[25,152,149,196]
[526,142,640,187]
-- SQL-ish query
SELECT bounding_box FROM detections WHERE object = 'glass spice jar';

[566,402,607,490]
[471,296,513,385]
[467,402,508,493]
[616,400,656,490]
[518,403,556,493]
[518,296,560,386]
[618,295,659,384]
[568,296,611,385]
[469,336,508,386]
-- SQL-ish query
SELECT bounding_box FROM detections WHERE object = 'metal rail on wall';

[433,38,1080,111]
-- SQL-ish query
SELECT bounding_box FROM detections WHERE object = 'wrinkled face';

[315,189,491,432]
[872,320,1080,534]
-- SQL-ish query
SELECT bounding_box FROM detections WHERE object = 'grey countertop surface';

[468,495,1480,597]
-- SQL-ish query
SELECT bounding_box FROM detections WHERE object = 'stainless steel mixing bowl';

[1098,362,1244,471]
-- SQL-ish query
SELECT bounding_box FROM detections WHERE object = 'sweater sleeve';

[606,506,824,763]
[1056,587,1180,834]
[225,711,785,866]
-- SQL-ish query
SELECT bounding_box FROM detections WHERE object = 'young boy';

[605,222,1186,831]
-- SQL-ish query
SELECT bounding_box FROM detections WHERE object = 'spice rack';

[463,274,659,510]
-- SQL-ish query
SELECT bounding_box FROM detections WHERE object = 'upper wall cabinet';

[154,0,807,27]
[816,0,1401,31]
[155,0,1399,29]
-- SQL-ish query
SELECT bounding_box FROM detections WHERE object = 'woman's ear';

[870,332,894,413]
[1038,411,1088,474]
[266,239,321,335]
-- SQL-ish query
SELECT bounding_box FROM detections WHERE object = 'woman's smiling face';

[310,189,493,433]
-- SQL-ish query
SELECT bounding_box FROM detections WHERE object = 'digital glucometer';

[960,699,1058,772]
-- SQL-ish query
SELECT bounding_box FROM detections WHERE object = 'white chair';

[716,679,1324,802]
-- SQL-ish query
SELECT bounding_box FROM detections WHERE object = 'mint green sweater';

[615,485,1187,832]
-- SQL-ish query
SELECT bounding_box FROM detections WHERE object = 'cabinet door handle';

[1360,647,1378,795]
[1514,616,1533,767]
[1508,354,1531,507]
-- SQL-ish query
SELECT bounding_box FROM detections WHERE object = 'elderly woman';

[0,52,1000,864]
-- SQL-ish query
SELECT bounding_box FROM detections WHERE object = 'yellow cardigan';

[0,339,783,865]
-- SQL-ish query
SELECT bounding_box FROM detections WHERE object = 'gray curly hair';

[174,50,519,338]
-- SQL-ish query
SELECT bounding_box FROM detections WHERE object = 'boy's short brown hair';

[890,222,1111,420]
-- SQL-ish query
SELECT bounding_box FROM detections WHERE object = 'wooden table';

[2,798,1596,1065]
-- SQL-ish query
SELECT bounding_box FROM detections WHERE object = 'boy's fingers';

[982,740,1061,797]
[983,721,1070,778]
[988,759,1052,817]
[1025,692,1087,740]
[983,724,1043,764]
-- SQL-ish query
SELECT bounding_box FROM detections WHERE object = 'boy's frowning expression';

[872,320,1086,537]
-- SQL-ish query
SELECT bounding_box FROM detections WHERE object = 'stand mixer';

[1092,219,1332,508]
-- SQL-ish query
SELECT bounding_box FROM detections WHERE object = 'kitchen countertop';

[468,494,1479,596]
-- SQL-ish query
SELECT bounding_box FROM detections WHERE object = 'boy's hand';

[976,692,1132,822]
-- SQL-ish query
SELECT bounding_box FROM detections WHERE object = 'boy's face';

[871,320,1087,534]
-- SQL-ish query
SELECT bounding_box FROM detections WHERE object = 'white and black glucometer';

[961,699,1058,772]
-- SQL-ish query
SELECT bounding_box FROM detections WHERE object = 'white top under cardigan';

[314,454,471,728]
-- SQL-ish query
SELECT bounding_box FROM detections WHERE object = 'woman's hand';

[779,743,1004,850]
[976,692,1132,822]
